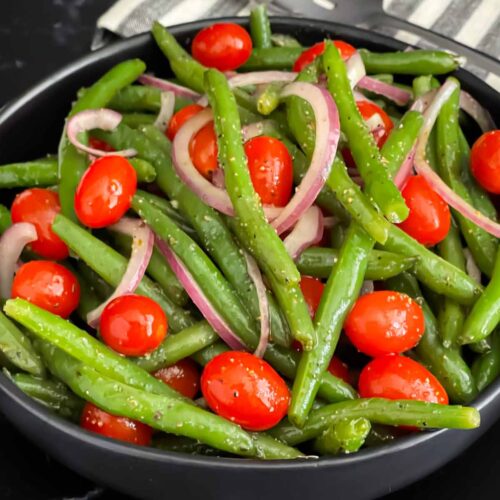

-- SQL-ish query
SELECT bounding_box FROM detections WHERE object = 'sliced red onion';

[464,248,482,284]
[66,109,137,158]
[156,238,245,351]
[87,217,154,328]
[244,252,269,358]
[138,74,200,100]
[365,113,386,144]
[360,280,375,296]
[273,83,340,235]
[410,89,438,113]
[323,216,338,228]
[394,146,416,189]
[283,206,324,260]
[414,79,500,238]
[357,77,412,106]
[211,168,225,189]
[459,90,496,132]
[242,121,267,142]
[0,222,37,299]
[346,51,366,88]
[153,91,175,132]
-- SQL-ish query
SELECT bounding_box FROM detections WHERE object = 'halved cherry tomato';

[359,354,448,405]
[201,351,289,431]
[12,261,80,318]
[166,104,204,141]
[100,294,167,357]
[74,155,137,228]
[154,358,200,399]
[244,136,293,207]
[293,40,356,73]
[299,275,325,318]
[344,290,425,357]
[356,100,394,148]
[11,188,68,260]
[81,402,152,446]
[397,175,451,246]
[470,130,500,194]
[189,122,218,179]
[88,137,115,152]
[192,23,252,71]
[327,356,350,385]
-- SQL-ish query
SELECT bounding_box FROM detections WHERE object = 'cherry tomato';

[192,23,252,71]
[293,40,356,72]
[244,136,293,207]
[299,276,325,318]
[80,403,152,446]
[88,137,115,152]
[327,356,351,385]
[470,130,500,194]
[12,261,80,318]
[189,122,218,179]
[397,175,451,246]
[11,188,68,260]
[154,358,200,399]
[201,351,290,431]
[166,104,204,141]
[74,155,137,228]
[359,354,448,405]
[344,290,425,357]
[100,294,167,357]
[356,100,394,148]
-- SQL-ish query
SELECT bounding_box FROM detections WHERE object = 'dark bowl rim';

[0,15,499,471]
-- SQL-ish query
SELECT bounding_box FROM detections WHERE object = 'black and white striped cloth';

[96,0,500,90]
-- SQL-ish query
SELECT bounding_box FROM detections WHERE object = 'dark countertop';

[0,1,499,499]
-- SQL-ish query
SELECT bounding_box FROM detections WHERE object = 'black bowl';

[0,17,499,500]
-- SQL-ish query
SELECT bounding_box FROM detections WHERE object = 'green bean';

[413,75,433,98]
[242,46,303,70]
[359,49,462,75]
[75,261,113,301]
[313,418,371,455]
[270,398,479,446]
[121,113,156,129]
[296,246,418,280]
[469,338,492,354]
[364,424,400,447]
[472,330,500,391]
[271,33,302,48]
[59,59,146,222]
[290,224,373,426]
[330,223,346,249]
[257,83,283,115]
[0,204,12,233]
[250,4,272,49]
[370,74,394,84]
[461,248,500,345]
[0,156,58,188]
[52,214,194,333]
[109,85,162,112]
[386,273,478,403]
[153,434,224,456]
[127,158,156,182]
[324,42,408,223]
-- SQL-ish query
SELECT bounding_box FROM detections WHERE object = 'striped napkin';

[96,0,500,90]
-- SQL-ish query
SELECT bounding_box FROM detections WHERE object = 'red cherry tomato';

[397,175,451,246]
[359,354,448,405]
[12,261,80,318]
[166,104,204,141]
[201,351,290,431]
[356,100,394,148]
[327,356,351,385]
[300,276,325,318]
[470,130,500,194]
[74,155,137,228]
[192,23,252,71]
[100,294,167,357]
[11,189,69,260]
[154,358,200,399]
[344,290,425,357]
[244,136,293,207]
[88,137,115,152]
[293,40,356,72]
[189,122,219,179]
[80,403,152,446]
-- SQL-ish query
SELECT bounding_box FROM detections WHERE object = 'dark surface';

[0,1,499,499]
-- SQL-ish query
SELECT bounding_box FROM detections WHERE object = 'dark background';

[0,1,498,499]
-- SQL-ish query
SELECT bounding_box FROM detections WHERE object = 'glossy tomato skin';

[359,354,448,404]
[189,122,218,179]
[356,100,394,148]
[74,155,137,228]
[327,356,351,385]
[299,275,325,318]
[244,136,293,207]
[100,294,167,357]
[192,23,252,71]
[11,188,69,260]
[397,175,451,246]
[154,358,200,399]
[470,130,500,193]
[344,290,425,357]
[12,261,80,318]
[81,403,152,446]
[166,104,204,141]
[293,40,356,72]
[201,351,290,431]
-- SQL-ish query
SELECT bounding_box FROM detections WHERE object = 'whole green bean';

[472,330,500,391]
[257,82,283,115]
[0,204,12,233]
[121,113,156,129]
[270,33,302,48]
[313,418,371,455]
[242,46,303,70]
[128,157,157,182]
[109,85,162,112]
[0,156,58,188]
[153,434,223,456]
[75,261,113,301]
[359,49,462,75]
[324,42,408,223]
[250,4,272,49]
